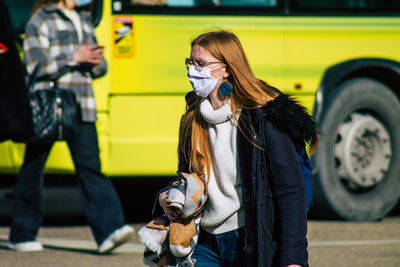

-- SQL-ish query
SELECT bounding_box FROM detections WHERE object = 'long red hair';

[179,30,279,176]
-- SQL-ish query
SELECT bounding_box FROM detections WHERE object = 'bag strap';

[27,62,78,91]
[27,62,42,91]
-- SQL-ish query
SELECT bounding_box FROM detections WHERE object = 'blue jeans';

[192,227,246,267]
[9,122,125,245]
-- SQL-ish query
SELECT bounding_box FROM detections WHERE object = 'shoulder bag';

[28,64,80,143]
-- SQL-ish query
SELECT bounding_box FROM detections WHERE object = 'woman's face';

[190,44,229,85]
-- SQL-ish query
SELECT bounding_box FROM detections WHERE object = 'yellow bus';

[1,0,400,221]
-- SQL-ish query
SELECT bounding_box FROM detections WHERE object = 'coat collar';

[183,91,318,152]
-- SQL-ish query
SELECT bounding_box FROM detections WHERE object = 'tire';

[312,77,400,221]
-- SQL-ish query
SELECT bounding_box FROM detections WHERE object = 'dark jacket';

[0,0,33,142]
[178,91,317,267]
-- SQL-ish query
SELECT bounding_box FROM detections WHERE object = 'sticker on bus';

[113,17,133,57]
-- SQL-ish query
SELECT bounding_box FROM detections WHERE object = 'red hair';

[179,30,278,176]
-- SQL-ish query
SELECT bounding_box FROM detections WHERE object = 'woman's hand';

[159,189,181,221]
[74,40,104,65]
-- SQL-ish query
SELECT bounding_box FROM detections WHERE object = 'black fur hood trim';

[261,93,318,151]
[183,91,318,151]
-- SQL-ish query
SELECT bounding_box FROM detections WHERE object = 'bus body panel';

[110,15,285,95]
[108,95,185,175]
[283,17,400,94]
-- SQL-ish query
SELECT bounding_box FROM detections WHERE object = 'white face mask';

[187,65,223,98]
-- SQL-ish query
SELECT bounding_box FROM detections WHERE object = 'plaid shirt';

[24,4,107,122]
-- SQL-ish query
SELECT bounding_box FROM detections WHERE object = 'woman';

[160,30,318,267]
[8,0,133,253]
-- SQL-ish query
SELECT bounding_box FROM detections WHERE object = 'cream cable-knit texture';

[199,98,233,124]
[199,98,245,234]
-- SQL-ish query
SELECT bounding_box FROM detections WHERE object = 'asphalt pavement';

[0,216,399,267]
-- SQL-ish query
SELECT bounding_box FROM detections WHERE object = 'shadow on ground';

[0,176,171,226]
[0,174,399,226]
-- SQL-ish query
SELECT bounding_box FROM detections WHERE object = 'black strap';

[27,62,88,91]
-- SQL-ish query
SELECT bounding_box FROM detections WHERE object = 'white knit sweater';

[199,98,245,234]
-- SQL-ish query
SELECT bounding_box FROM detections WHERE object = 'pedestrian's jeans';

[9,122,125,246]
[192,227,246,267]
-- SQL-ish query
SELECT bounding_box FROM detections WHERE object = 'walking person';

[8,0,133,253]
[159,30,318,266]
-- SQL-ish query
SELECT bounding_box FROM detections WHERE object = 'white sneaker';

[98,225,134,254]
[8,241,43,252]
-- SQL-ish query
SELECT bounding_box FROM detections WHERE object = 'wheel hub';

[334,113,392,189]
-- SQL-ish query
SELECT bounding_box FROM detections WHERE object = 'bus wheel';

[312,77,400,221]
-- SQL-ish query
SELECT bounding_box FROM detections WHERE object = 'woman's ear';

[223,67,230,78]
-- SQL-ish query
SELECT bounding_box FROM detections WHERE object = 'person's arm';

[79,11,107,78]
[87,34,107,78]
[263,119,308,267]
[24,13,106,80]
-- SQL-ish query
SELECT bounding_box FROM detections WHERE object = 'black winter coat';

[178,92,317,267]
[0,0,33,142]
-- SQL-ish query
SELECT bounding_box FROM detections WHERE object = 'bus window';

[132,0,167,6]
[291,0,400,12]
[217,0,277,7]
[122,0,277,8]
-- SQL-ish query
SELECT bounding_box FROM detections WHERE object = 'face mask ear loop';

[210,65,223,72]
